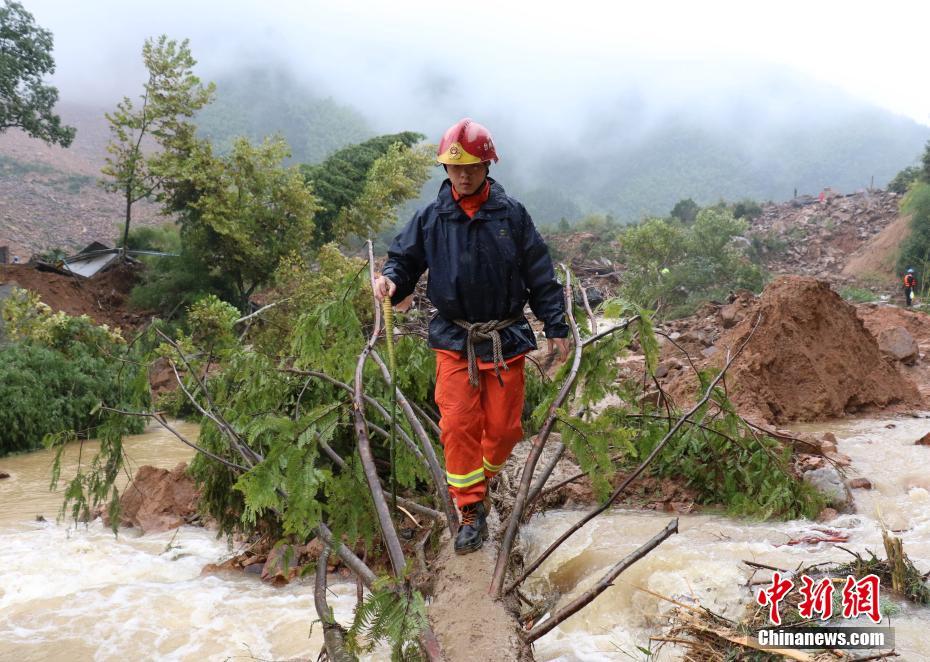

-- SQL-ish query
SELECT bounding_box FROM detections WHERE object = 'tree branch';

[314,545,356,661]
[523,518,678,643]
[505,313,763,594]
[350,240,407,578]
[99,406,248,472]
[371,350,457,535]
[490,265,583,596]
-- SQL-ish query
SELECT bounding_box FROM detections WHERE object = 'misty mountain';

[3,63,929,257]
[496,70,930,224]
[196,67,372,164]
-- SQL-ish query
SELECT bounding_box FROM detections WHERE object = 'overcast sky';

[25,0,930,133]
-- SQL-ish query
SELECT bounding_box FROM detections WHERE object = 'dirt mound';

[0,262,147,330]
[842,213,910,281]
[670,276,920,423]
[103,462,200,533]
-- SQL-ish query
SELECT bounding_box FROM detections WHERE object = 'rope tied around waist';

[453,317,521,388]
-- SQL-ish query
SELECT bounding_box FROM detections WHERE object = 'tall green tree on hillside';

[0,1,75,146]
[301,131,427,246]
[165,137,317,311]
[101,36,214,257]
[670,197,700,224]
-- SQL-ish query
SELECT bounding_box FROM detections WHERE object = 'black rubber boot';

[454,501,488,555]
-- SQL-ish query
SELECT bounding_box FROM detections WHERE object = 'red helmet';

[436,118,498,165]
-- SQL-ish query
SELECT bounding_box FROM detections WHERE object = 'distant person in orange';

[904,268,917,307]
[373,118,569,555]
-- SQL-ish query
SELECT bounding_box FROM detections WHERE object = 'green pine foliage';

[301,131,427,247]
[346,578,429,660]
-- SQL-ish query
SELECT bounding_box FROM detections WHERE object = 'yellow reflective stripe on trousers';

[446,467,485,488]
[483,457,505,473]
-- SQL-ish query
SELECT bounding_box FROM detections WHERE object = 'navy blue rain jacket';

[382,178,568,361]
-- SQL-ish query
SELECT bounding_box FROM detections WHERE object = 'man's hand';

[373,275,396,301]
[547,337,570,362]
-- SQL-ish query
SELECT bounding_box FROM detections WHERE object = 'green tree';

[732,198,763,221]
[0,1,74,146]
[301,131,425,246]
[101,35,214,258]
[171,137,318,310]
[670,197,700,224]
[897,182,930,277]
[332,142,434,242]
[922,140,930,184]
[619,208,762,315]
[888,165,921,194]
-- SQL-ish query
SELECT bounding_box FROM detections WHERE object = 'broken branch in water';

[523,518,679,643]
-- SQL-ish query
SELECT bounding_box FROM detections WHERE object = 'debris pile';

[0,261,146,329]
[747,190,901,282]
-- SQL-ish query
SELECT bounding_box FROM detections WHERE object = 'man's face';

[446,162,488,195]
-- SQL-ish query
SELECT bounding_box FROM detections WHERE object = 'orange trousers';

[434,349,526,507]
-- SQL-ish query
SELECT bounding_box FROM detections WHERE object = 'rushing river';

[0,423,367,661]
[3,417,930,660]
[522,415,930,661]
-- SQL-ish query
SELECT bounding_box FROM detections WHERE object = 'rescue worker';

[374,118,569,555]
[904,268,917,307]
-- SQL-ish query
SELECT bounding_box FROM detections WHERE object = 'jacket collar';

[436,177,508,216]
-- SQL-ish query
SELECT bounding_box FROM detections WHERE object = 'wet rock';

[701,345,719,359]
[822,432,837,444]
[798,455,825,472]
[803,466,851,510]
[819,436,838,454]
[0,471,9,480]
[244,563,264,576]
[916,432,930,446]
[825,451,852,467]
[847,477,873,490]
[655,358,682,379]
[105,462,200,533]
[876,327,919,365]
[200,557,240,576]
[719,302,746,329]
[816,507,839,522]
[261,543,301,586]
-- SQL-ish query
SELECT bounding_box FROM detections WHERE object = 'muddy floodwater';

[0,423,370,661]
[3,417,930,660]
[522,415,930,660]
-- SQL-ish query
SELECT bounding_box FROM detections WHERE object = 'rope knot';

[453,317,521,388]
